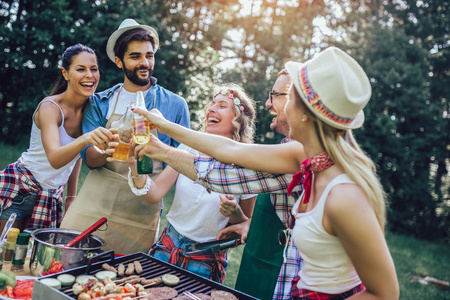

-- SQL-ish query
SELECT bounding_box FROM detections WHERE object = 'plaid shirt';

[0,161,64,228]
[194,138,302,300]
[291,276,365,300]
[150,225,228,283]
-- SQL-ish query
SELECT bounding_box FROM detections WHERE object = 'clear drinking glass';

[112,102,135,162]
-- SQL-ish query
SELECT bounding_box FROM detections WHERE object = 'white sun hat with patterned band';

[106,18,159,62]
[285,47,371,130]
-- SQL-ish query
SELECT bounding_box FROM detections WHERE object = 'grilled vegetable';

[95,271,117,281]
[161,274,180,286]
[75,275,97,284]
[57,274,76,286]
[40,278,62,290]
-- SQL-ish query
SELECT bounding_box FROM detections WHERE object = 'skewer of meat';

[116,277,142,286]
[115,275,140,285]
[141,277,162,287]
[89,292,135,300]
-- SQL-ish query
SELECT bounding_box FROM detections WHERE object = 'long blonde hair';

[294,89,387,231]
[201,83,256,143]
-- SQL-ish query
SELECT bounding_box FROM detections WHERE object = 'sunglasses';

[278,212,296,246]
[278,229,290,246]
[269,91,288,105]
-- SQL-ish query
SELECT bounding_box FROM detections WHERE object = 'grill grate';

[33,251,258,300]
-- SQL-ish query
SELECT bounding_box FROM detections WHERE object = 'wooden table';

[1,258,34,277]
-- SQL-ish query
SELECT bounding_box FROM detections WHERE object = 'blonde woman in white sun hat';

[132,46,399,299]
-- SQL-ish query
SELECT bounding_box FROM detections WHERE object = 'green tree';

[323,0,449,240]
[385,0,450,207]
[219,0,328,143]
[0,0,228,141]
[1,0,80,143]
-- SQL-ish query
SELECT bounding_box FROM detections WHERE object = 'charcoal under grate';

[32,251,258,300]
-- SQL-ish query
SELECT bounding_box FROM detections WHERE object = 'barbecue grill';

[32,251,259,299]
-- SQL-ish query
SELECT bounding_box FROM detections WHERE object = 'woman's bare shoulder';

[326,183,372,215]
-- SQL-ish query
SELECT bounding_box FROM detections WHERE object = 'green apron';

[235,194,285,300]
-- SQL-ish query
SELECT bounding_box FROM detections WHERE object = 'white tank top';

[291,174,361,293]
[20,100,80,190]
[167,145,256,243]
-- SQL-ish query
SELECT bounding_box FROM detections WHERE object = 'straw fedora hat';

[285,47,371,130]
[106,18,159,62]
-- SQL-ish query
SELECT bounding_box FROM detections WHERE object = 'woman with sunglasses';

[132,47,399,299]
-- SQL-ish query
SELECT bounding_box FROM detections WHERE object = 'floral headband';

[214,91,245,111]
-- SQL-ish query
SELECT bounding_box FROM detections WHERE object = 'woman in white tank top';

[0,44,113,231]
[132,47,399,299]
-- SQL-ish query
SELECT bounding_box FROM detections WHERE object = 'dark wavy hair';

[114,28,158,61]
[50,44,96,95]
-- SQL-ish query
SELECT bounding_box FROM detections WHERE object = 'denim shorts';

[0,193,37,220]
[152,222,226,280]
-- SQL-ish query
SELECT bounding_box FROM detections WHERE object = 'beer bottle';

[134,91,153,174]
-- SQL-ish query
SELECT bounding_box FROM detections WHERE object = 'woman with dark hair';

[0,44,112,231]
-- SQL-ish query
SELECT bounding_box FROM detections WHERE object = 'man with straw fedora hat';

[61,18,190,255]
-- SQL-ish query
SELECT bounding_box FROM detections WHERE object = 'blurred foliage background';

[0,0,449,242]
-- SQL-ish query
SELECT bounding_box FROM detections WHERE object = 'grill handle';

[86,250,115,274]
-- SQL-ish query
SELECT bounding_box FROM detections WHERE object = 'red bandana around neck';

[287,151,335,204]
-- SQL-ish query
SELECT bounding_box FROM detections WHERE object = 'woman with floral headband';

[132,47,399,299]
[107,83,257,283]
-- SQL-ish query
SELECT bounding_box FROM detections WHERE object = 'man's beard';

[276,122,290,137]
[123,64,153,86]
[271,116,290,137]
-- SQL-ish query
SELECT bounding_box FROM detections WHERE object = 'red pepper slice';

[5,285,14,298]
